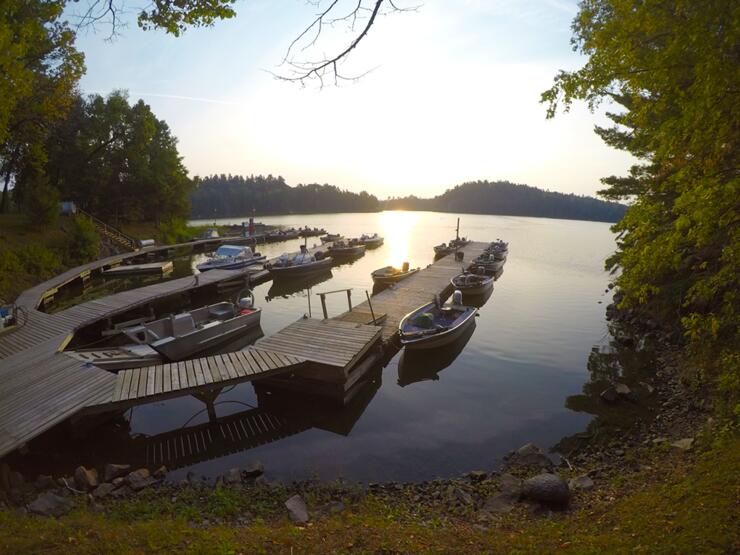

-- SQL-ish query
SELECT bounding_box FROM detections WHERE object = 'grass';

[1,436,737,554]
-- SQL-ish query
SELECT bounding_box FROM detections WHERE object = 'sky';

[71,0,634,199]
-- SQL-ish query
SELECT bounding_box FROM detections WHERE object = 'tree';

[542,1,739,408]
[0,0,84,212]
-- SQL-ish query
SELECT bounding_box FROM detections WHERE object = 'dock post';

[346,289,352,312]
[365,291,376,324]
[319,294,328,319]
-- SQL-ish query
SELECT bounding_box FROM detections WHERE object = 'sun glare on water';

[379,211,418,269]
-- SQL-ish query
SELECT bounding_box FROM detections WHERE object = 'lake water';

[26,212,624,483]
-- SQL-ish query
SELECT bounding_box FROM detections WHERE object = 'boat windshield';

[215,245,249,258]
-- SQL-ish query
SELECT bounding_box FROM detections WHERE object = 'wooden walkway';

[336,241,490,340]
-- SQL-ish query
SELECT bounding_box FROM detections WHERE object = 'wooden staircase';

[77,208,139,252]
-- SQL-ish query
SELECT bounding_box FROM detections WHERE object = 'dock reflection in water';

[264,271,333,302]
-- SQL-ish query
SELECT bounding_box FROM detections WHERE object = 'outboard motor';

[452,290,463,306]
[315,250,325,260]
[238,292,255,314]
[300,244,308,254]
[455,251,464,262]
[402,261,409,272]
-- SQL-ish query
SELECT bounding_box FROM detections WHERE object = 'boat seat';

[209,305,235,320]
[171,313,195,337]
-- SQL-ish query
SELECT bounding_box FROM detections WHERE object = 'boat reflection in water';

[265,270,333,302]
[397,320,477,387]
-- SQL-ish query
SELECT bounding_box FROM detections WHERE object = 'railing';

[76,208,139,252]
[314,288,378,323]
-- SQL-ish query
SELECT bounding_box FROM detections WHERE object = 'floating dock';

[0,241,492,458]
[101,261,174,277]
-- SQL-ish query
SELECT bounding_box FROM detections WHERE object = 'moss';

[1,437,737,554]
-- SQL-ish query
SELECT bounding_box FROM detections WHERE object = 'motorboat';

[328,239,366,258]
[265,228,300,242]
[320,233,342,243]
[485,239,509,260]
[397,320,476,387]
[470,252,504,274]
[451,271,494,295]
[399,291,478,350]
[299,226,327,237]
[371,262,419,285]
[433,237,469,256]
[123,296,262,362]
[360,233,384,248]
[266,246,333,278]
[196,245,266,272]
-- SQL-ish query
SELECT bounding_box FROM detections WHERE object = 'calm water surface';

[32,212,620,483]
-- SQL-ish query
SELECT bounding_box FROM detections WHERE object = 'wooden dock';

[336,241,490,340]
[0,240,493,459]
[101,261,174,277]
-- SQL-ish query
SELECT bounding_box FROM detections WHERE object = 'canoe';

[451,271,494,295]
[371,263,419,285]
[399,295,478,350]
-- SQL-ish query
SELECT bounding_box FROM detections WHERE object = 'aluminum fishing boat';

[399,291,478,350]
[371,262,419,285]
[451,271,494,295]
[266,246,333,278]
[360,233,384,248]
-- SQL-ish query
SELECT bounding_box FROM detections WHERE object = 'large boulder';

[103,464,131,482]
[223,468,242,485]
[522,473,570,508]
[28,491,73,517]
[126,469,155,492]
[74,466,99,491]
[285,494,309,524]
[505,443,553,471]
[92,483,117,499]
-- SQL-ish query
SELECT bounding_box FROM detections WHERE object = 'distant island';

[190,175,626,223]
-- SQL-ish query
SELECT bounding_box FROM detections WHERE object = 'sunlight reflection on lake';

[379,210,418,268]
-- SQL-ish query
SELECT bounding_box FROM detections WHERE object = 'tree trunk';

[0,170,11,213]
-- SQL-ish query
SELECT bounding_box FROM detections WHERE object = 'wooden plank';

[130,368,143,400]
[178,363,189,389]
[229,352,253,376]
[185,360,197,388]
[146,366,156,397]
[220,354,238,379]
[193,358,206,386]
[112,372,125,402]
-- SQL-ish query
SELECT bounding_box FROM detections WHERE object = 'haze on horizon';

[74,0,634,200]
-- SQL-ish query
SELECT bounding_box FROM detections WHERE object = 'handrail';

[315,288,354,319]
[76,207,139,251]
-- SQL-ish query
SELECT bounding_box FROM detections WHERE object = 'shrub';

[65,216,100,265]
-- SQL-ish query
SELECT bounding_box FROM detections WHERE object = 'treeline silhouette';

[382,181,627,222]
[189,174,380,218]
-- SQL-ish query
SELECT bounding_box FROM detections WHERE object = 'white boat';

[451,271,494,295]
[266,247,333,278]
[360,233,384,248]
[399,291,478,350]
[123,297,261,361]
[371,262,420,285]
[196,245,266,272]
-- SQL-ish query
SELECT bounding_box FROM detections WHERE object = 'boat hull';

[152,309,262,361]
[268,257,334,278]
[371,267,419,285]
[399,303,478,350]
[196,256,265,272]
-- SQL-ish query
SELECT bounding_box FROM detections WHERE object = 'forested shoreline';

[190,175,626,222]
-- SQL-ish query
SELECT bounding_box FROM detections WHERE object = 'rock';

[243,460,264,477]
[600,386,619,404]
[615,383,631,396]
[480,473,521,514]
[153,465,168,479]
[111,485,132,499]
[639,382,655,395]
[671,438,694,451]
[467,470,487,483]
[285,494,309,524]
[452,487,474,506]
[652,437,668,445]
[499,473,522,496]
[28,491,73,517]
[92,483,117,499]
[522,473,570,507]
[224,468,242,485]
[111,477,126,488]
[34,475,56,491]
[126,469,155,491]
[505,443,553,471]
[74,466,98,491]
[103,464,131,482]
[568,475,594,491]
